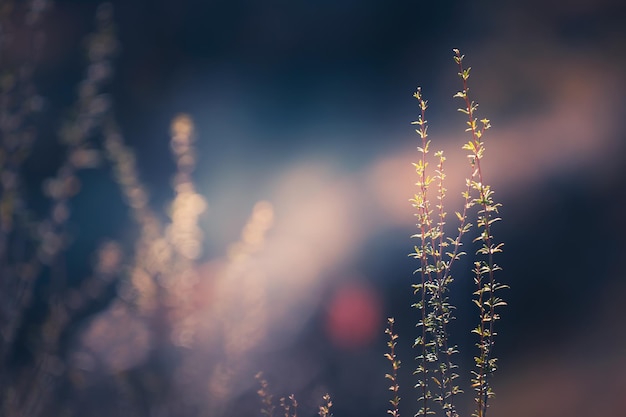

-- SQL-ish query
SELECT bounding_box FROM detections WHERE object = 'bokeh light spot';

[325,281,382,350]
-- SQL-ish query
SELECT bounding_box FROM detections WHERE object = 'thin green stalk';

[452,49,506,417]
[385,318,401,417]
[411,87,463,417]
[410,87,433,416]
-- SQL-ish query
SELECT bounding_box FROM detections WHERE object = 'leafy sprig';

[400,49,506,417]
[385,318,401,417]
[452,48,507,417]
[409,85,463,417]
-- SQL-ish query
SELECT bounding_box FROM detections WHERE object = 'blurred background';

[1,0,626,416]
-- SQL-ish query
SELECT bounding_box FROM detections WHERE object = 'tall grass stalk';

[394,48,507,417]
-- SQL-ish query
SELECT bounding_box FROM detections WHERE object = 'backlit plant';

[258,49,507,417]
[386,48,506,417]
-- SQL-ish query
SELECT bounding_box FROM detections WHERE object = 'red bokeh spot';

[325,282,382,349]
